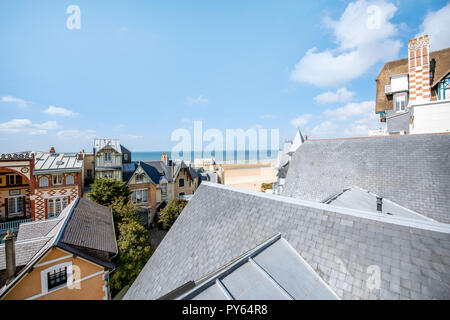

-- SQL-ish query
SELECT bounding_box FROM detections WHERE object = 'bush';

[261,182,274,192]
[89,178,131,207]
[110,217,153,295]
[158,198,188,230]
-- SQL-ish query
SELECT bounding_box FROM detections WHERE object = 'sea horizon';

[131,150,278,164]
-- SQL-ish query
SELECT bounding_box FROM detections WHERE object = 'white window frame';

[48,197,69,218]
[104,152,112,162]
[65,175,74,185]
[40,261,73,294]
[52,175,63,186]
[132,189,148,204]
[8,196,24,215]
[394,93,407,112]
[135,173,144,183]
[161,183,167,197]
[39,176,49,187]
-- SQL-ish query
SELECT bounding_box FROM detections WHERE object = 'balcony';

[0,218,32,233]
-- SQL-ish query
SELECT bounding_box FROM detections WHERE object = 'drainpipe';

[4,229,16,285]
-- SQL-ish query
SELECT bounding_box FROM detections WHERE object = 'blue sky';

[1,0,449,152]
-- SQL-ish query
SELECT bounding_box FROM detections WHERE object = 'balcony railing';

[0,218,32,233]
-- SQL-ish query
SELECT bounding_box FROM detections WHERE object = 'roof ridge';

[199,182,450,233]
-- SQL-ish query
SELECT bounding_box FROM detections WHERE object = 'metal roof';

[33,151,83,173]
[179,234,338,300]
[93,138,122,154]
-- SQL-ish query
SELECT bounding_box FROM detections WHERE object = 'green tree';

[158,198,188,230]
[110,217,153,295]
[89,178,131,207]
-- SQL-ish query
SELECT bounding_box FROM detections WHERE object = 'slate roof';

[178,234,339,300]
[139,162,163,184]
[124,182,450,300]
[33,151,83,174]
[145,161,173,183]
[282,133,450,224]
[59,198,118,255]
[0,197,117,297]
[324,187,434,223]
[375,47,450,112]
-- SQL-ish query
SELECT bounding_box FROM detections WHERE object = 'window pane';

[8,198,16,214]
[143,190,148,202]
[49,200,55,216]
[17,197,23,213]
[55,199,62,214]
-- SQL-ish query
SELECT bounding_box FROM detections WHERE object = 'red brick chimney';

[49,147,56,154]
[3,230,16,285]
[78,151,83,161]
[408,35,430,102]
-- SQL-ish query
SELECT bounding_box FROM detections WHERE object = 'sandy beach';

[222,162,277,192]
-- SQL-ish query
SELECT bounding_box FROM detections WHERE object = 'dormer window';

[394,93,407,112]
[53,175,63,185]
[136,174,144,183]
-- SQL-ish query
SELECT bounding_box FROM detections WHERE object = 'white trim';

[200,182,450,234]
[35,254,73,268]
[26,270,105,300]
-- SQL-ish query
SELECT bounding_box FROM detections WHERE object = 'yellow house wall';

[2,247,107,300]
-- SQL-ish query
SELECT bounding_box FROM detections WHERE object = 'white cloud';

[186,95,208,105]
[290,0,401,87]
[291,114,313,127]
[56,129,96,140]
[1,96,31,108]
[416,3,450,51]
[44,106,79,117]
[0,119,61,135]
[310,121,338,137]
[314,88,355,104]
[323,101,374,121]
[260,114,275,119]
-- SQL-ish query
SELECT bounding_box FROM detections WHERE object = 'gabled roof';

[0,197,117,298]
[282,133,450,224]
[120,145,131,154]
[288,128,305,155]
[33,151,83,174]
[124,182,450,300]
[375,47,450,112]
[139,162,162,184]
[145,161,173,183]
[94,138,122,154]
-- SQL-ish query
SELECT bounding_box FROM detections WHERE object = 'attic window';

[47,267,67,289]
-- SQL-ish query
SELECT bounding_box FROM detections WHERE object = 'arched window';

[39,176,49,187]
[66,175,74,185]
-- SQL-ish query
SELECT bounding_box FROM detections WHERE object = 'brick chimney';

[408,35,431,103]
[78,151,83,161]
[49,147,56,154]
[3,230,16,285]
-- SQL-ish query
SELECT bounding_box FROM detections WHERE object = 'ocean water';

[132,150,278,164]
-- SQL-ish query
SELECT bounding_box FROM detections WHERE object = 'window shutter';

[5,198,8,219]
[22,196,26,217]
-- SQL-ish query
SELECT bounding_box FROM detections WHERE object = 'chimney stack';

[49,147,56,154]
[408,35,431,103]
[376,197,383,212]
[3,230,16,285]
[77,151,83,161]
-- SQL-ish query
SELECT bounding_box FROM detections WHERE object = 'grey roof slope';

[324,187,434,222]
[124,182,450,300]
[59,197,118,255]
[178,234,339,300]
[145,161,173,182]
[139,161,163,184]
[282,133,450,224]
[0,197,118,297]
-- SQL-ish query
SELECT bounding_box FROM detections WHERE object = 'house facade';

[375,35,450,135]
[0,197,118,300]
[93,139,131,181]
[0,153,33,225]
[32,149,83,221]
